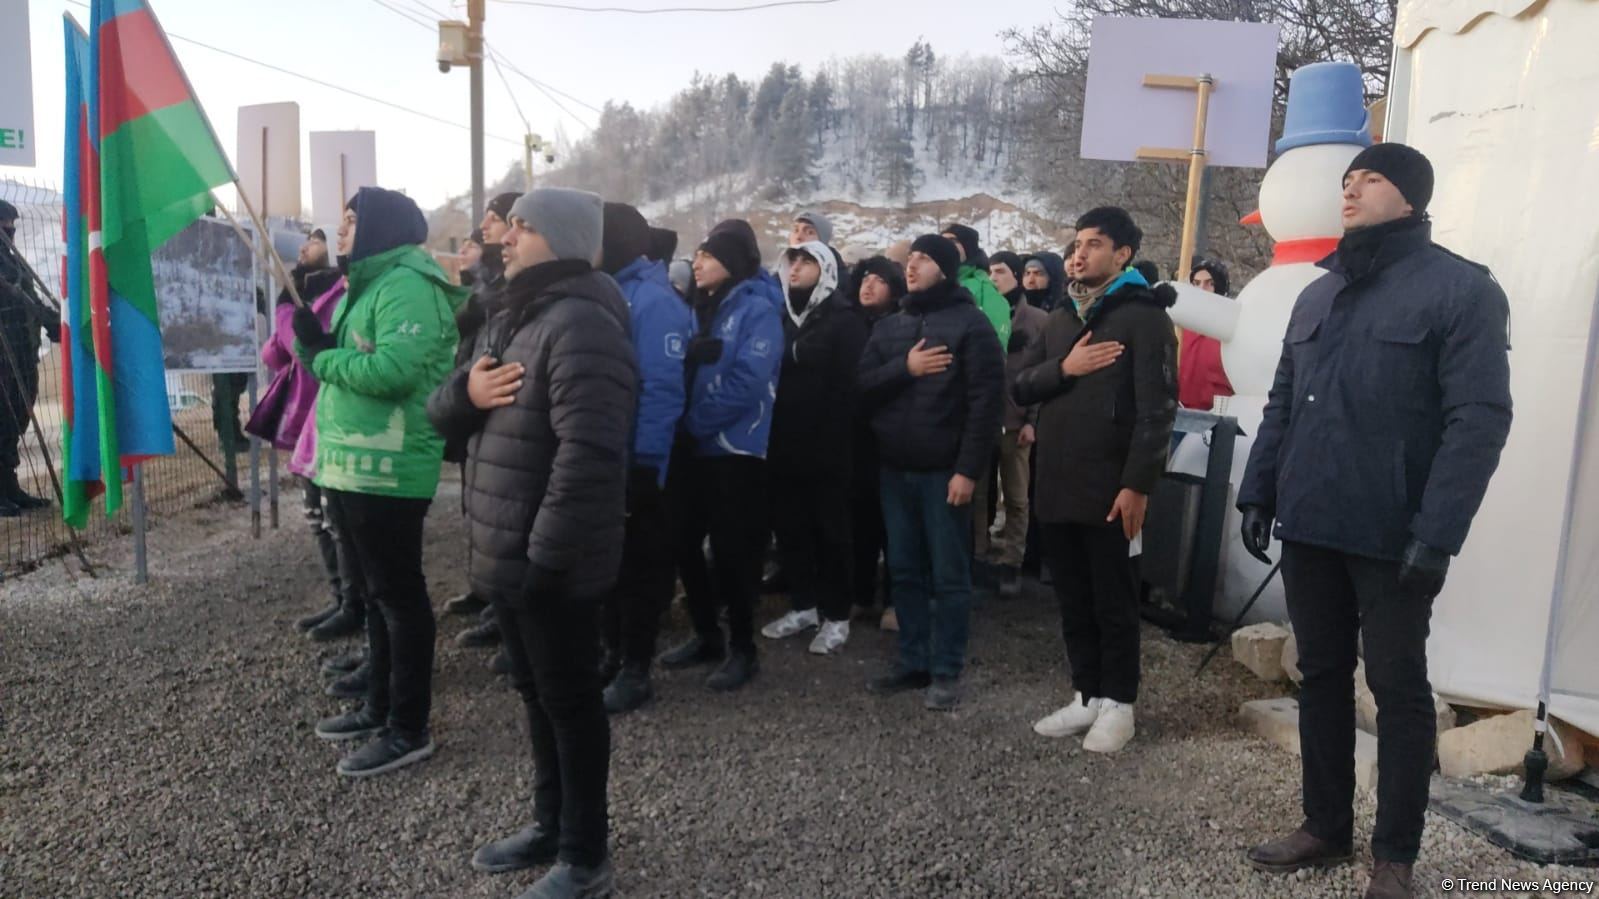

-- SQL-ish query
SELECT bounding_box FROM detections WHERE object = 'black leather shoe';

[706,647,758,692]
[455,617,502,649]
[325,661,371,699]
[320,648,366,678]
[336,729,435,778]
[315,705,384,742]
[657,633,725,670]
[867,666,932,695]
[471,823,560,873]
[517,858,615,899]
[603,665,653,714]
[296,601,341,633]
[444,591,488,616]
[1247,828,1354,874]
[308,604,364,642]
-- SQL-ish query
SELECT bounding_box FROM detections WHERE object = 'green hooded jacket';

[307,244,468,499]
[958,264,1012,348]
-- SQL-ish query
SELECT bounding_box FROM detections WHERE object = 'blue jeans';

[879,468,973,679]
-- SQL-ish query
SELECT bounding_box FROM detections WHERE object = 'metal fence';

[2,177,253,579]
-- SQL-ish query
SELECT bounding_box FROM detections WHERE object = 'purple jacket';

[258,277,345,469]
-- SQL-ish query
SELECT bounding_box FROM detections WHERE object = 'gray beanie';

[509,188,604,264]
[794,210,834,246]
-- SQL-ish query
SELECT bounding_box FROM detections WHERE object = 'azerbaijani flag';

[84,0,235,516]
[60,15,102,529]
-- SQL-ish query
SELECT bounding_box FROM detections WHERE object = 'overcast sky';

[3,0,1069,209]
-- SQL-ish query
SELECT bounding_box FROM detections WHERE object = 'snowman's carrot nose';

[1239,209,1263,226]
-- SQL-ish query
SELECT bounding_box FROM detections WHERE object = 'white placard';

[309,131,377,226]
[0,0,35,167]
[1081,17,1280,169]
[236,103,302,219]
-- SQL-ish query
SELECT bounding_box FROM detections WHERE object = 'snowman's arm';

[1120,310,1179,495]
[1238,340,1297,513]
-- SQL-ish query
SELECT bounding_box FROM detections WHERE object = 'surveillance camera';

[544,152,556,164]
[438,60,452,74]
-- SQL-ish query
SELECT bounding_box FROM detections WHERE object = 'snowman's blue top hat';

[1276,62,1373,154]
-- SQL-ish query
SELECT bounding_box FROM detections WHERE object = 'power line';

[487,49,533,134]
[393,0,454,19]
[489,0,841,12]
[368,0,437,31]
[485,45,603,122]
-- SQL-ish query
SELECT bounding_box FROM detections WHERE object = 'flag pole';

[214,199,304,309]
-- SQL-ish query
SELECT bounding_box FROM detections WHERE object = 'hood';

[1102,266,1177,310]
[779,240,840,329]
[349,187,428,263]
[614,255,673,295]
[1022,251,1066,310]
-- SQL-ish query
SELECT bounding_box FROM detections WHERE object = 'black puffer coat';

[857,278,1005,479]
[1014,273,1178,524]
[428,261,639,603]
[769,288,869,479]
[1238,220,1512,560]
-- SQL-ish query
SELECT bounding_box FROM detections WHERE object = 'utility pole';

[468,0,486,224]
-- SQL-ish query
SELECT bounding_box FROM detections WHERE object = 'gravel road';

[3,484,1593,897]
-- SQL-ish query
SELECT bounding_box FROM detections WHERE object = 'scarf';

[1336,214,1428,280]
[1067,278,1113,320]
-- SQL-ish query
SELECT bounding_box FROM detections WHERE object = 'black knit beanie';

[940,223,984,268]
[699,221,760,285]
[990,251,1024,284]
[910,234,961,284]
[1344,143,1434,214]
[486,191,520,223]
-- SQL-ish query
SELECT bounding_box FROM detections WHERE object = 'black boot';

[518,857,615,899]
[603,664,654,714]
[0,495,20,518]
[296,600,342,633]
[1,471,49,510]
[471,823,560,873]
[326,660,371,699]
[308,601,364,642]
[444,591,487,616]
[456,616,502,649]
[706,646,758,692]
[657,632,725,670]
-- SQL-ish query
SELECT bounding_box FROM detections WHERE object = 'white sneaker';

[1032,692,1102,738]
[808,619,850,655]
[760,608,819,640]
[1082,699,1136,753]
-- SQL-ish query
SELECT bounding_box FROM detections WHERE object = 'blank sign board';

[310,131,377,226]
[1081,17,1280,169]
[236,102,302,217]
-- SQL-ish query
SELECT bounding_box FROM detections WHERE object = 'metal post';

[268,445,279,530]
[248,374,261,539]
[468,0,486,223]
[131,464,148,584]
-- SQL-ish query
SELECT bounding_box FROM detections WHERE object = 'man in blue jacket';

[1238,144,1512,899]
[596,202,693,714]
[658,219,785,692]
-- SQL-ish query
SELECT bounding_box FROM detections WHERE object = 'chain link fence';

[2,177,255,579]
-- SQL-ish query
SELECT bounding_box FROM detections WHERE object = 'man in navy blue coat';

[1238,143,1513,899]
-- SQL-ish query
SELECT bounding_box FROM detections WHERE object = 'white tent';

[1386,0,1599,735]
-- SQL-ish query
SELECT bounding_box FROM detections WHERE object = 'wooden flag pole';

[1135,72,1216,283]
[216,200,304,309]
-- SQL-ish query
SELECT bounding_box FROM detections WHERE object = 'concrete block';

[1240,697,1377,793]
[1437,710,1585,781]
[1232,622,1291,682]
[1281,630,1302,684]
[1354,666,1457,740]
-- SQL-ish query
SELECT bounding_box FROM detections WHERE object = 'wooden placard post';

[1135,72,1215,283]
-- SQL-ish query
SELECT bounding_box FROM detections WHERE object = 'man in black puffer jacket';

[427,187,637,899]
[1014,206,1177,756]
[857,235,1004,711]
[760,241,869,656]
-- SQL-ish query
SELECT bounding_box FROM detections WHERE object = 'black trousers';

[496,594,610,868]
[1281,541,1436,864]
[601,468,677,668]
[0,332,38,475]
[1038,521,1140,704]
[323,489,433,736]
[851,444,888,609]
[668,450,768,652]
[302,482,342,601]
[771,468,853,622]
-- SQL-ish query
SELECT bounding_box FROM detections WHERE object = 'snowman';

[1166,61,1372,623]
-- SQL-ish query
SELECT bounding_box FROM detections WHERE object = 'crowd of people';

[233,140,1508,899]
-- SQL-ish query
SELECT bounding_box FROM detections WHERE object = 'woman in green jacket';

[293,186,468,779]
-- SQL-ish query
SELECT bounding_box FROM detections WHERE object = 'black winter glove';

[1240,505,1274,565]
[522,563,569,602]
[293,306,336,357]
[685,336,724,366]
[1007,330,1030,354]
[1397,538,1450,599]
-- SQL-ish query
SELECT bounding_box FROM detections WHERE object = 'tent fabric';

[1391,0,1599,735]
